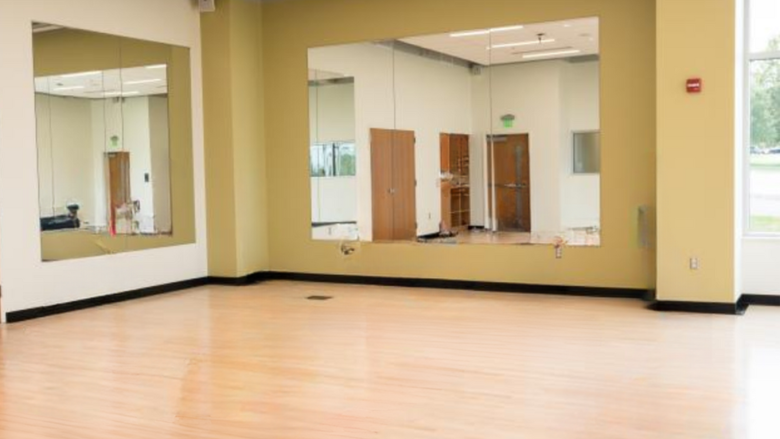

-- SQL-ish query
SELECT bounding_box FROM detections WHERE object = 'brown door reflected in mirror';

[370,128,417,241]
[106,152,131,235]
[488,134,531,232]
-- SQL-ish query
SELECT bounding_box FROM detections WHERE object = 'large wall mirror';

[308,18,601,246]
[33,23,196,261]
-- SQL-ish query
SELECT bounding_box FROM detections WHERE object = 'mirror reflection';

[308,17,600,246]
[36,66,171,236]
[33,23,195,261]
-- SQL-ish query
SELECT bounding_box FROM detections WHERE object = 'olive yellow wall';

[202,0,269,277]
[260,0,656,288]
[656,0,740,303]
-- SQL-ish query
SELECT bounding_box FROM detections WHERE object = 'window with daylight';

[748,0,780,233]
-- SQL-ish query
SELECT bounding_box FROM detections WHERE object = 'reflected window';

[573,131,601,174]
[310,142,356,177]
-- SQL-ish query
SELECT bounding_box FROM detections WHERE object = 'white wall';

[308,43,472,239]
[122,97,155,232]
[560,60,600,230]
[471,59,600,233]
[36,95,172,233]
[473,61,565,233]
[309,43,600,239]
[742,239,780,294]
[311,176,358,223]
[35,94,96,222]
[0,0,206,319]
[309,81,355,144]
[149,96,172,233]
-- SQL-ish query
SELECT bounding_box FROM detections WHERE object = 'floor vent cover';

[307,295,333,301]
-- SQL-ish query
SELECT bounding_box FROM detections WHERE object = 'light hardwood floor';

[2,281,780,438]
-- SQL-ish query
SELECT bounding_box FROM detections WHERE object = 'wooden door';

[391,130,416,240]
[106,151,131,232]
[371,128,416,241]
[371,129,394,241]
[488,134,530,232]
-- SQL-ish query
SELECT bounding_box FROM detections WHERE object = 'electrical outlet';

[689,257,699,270]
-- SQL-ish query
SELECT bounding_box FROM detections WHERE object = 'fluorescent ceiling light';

[491,25,524,32]
[146,64,167,70]
[450,29,491,37]
[522,49,581,59]
[124,79,161,85]
[103,90,140,97]
[450,25,523,38]
[491,38,555,49]
[54,85,85,91]
[60,71,101,79]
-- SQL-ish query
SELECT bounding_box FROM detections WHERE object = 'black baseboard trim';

[208,275,255,286]
[6,277,210,323]
[19,271,751,323]
[650,300,748,315]
[740,294,780,307]
[261,271,647,300]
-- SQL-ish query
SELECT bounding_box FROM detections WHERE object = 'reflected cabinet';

[309,18,602,246]
[33,23,196,261]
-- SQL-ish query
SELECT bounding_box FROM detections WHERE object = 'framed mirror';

[308,17,600,246]
[33,23,196,261]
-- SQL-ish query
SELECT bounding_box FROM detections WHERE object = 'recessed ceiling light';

[491,38,555,49]
[124,79,162,86]
[491,25,524,32]
[522,49,581,59]
[60,71,101,79]
[563,23,572,28]
[450,24,523,38]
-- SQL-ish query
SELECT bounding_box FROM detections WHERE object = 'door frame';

[485,133,531,232]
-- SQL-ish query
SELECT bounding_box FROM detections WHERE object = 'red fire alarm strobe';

[686,78,702,93]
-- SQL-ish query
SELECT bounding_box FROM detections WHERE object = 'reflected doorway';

[487,134,531,232]
[370,128,416,241]
[106,151,131,235]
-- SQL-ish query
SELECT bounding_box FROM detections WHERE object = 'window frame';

[744,0,780,237]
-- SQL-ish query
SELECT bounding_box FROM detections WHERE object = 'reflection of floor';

[312,223,359,241]
[421,228,601,247]
[311,223,600,246]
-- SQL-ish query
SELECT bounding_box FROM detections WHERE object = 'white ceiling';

[34,65,168,99]
[400,17,599,66]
